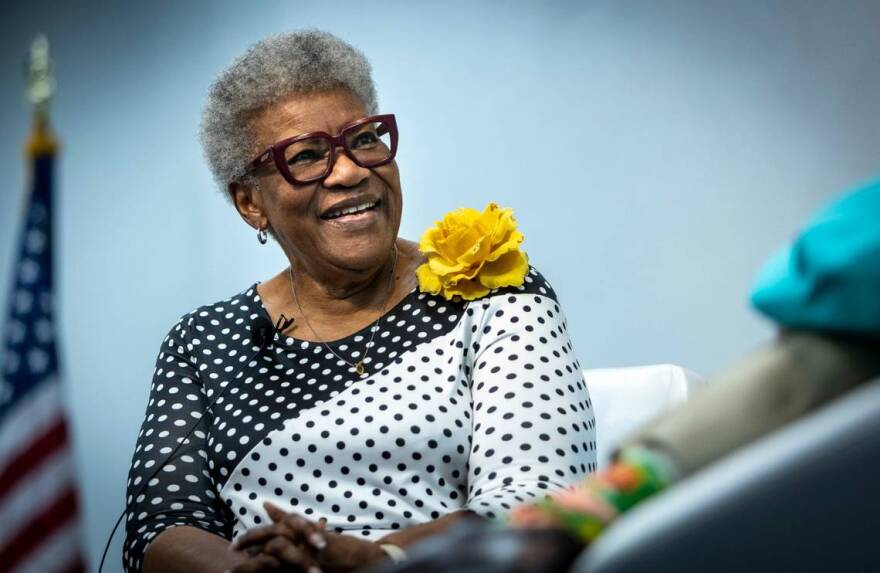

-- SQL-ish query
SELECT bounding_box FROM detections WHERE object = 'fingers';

[233,503,329,568]
[232,515,315,552]
[262,536,323,573]
[232,525,283,552]
[306,530,327,551]
[263,502,327,551]
[263,501,288,523]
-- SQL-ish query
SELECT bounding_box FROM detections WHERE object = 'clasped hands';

[227,502,386,573]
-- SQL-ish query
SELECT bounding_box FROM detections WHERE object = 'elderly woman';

[124,30,595,573]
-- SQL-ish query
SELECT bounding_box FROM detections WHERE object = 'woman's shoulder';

[480,265,559,303]
[162,283,263,341]
[414,266,560,316]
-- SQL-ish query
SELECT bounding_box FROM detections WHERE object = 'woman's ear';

[230,180,267,231]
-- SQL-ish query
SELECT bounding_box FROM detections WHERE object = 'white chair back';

[585,365,705,468]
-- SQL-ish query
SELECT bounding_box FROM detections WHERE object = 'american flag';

[0,132,86,572]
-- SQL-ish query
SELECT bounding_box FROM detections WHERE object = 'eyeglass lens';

[281,119,393,182]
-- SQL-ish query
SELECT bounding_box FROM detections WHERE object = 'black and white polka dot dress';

[123,267,596,572]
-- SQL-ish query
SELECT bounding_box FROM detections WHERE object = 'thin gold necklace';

[288,247,398,377]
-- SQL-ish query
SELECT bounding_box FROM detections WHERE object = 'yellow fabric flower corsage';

[416,203,529,301]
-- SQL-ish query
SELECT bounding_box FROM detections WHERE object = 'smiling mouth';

[320,200,381,220]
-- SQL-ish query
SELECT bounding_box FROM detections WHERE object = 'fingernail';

[309,532,327,549]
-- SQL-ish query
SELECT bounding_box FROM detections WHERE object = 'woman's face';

[237,88,402,276]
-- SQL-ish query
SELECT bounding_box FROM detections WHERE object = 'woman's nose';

[323,151,370,188]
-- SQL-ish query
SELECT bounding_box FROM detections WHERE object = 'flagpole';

[0,35,85,572]
[26,34,58,158]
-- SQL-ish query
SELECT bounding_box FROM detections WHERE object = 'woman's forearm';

[143,525,246,573]
[144,512,478,572]
[376,510,479,549]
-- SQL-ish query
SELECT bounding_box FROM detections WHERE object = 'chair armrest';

[573,376,880,572]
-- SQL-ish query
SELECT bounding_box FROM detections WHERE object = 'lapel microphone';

[251,316,276,347]
[98,315,286,572]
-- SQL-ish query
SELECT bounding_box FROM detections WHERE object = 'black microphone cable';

[98,315,288,572]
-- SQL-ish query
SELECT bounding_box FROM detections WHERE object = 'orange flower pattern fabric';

[417,203,528,301]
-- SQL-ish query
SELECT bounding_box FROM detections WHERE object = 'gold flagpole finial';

[26,34,58,156]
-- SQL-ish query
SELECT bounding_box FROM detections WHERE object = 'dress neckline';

[251,283,421,346]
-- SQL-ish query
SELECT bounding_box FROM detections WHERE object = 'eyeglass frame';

[243,113,398,187]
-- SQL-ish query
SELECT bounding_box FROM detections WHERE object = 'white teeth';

[325,201,376,219]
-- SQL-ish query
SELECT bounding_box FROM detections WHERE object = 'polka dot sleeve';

[465,292,596,519]
[123,316,232,573]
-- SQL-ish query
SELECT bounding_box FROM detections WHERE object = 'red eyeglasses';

[244,114,398,186]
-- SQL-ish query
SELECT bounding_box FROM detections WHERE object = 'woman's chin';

[318,239,395,273]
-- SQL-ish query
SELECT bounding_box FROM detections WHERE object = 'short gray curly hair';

[200,30,378,195]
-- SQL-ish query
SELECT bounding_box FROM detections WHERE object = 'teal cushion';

[750,178,880,335]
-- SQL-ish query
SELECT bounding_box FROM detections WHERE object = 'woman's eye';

[351,132,378,148]
[288,149,321,165]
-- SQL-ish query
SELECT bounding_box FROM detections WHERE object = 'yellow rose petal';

[444,225,483,260]
[478,249,529,289]
[456,235,492,268]
[443,207,481,231]
[416,263,442,295]
[486,229,524,263]
[444,277,491,301]
[418,226,445,255]
[427,254,467,276]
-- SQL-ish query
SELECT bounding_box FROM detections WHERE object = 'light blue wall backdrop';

[2,1,879,569]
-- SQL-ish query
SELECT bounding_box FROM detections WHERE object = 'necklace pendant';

[355,362,365,376]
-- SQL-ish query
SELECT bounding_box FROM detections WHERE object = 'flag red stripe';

[0,415,67,501]
[56,556,87,573]
[0,487,79,570]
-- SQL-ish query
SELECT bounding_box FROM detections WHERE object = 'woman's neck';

[291,249,398,318]
[257,240,422,341]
